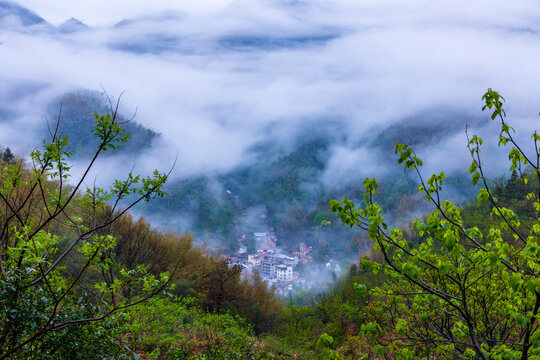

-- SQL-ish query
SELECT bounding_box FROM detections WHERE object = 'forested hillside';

[2,0,540,357]
[42,89,479,272]
[0,89,538,359]
[45,90,159,158]
[0,110,284,359]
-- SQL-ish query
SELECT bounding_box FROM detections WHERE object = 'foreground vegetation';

[330,89,540,359]
[0,89,539,359]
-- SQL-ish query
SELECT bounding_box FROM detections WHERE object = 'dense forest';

[44,90,477,266]
[0,89,538,359]
[2,0,540,357]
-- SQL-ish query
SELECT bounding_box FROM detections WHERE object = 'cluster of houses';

[223,230,345,295]
[223,231,314,294]
[251,249,297,280]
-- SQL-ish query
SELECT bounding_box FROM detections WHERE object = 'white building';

[276,264,293,281]
[276,254,299,267]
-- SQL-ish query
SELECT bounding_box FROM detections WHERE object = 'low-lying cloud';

[2,0,540,187]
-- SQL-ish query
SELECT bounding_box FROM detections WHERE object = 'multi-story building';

[276,254,299,267]
[276,264,293,281]
[261,258,277,278]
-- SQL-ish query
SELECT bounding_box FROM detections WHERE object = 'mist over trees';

[329,90,540,358]
[0,102,171,359]
[1,0,540,358]
[1,65,539,360]
[40,89,483,274]
[0,101,285,359]
[45,90,160,158]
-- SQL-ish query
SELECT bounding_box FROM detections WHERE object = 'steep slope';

[0,1,46,27]
[45,90,160,158]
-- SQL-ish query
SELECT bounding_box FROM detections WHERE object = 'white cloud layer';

[2,0,540,184]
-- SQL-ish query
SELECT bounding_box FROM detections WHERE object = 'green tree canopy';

[331,89,540,359]
[0,101,170,359]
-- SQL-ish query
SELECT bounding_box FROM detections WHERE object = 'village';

[223,230,342,295]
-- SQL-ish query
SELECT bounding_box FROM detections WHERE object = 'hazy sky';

[15,0,234,25]
[2,0,540,184]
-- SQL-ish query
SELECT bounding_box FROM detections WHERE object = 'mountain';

[45,90,160,158]
[134,107,481,261]
[110,33,183,55]
[0,1,46,27]
[58,17,88,33]
[0,2,85,33]
[218,34,339,51]
[372,108,483,151]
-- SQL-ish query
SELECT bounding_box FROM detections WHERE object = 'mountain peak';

[0,1,46,27]
[59,17,88,33]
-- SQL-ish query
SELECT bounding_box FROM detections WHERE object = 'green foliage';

[316,333,344,360]
[0,103,170,359]
[120,296,260,360]
[331,89,540,359]
[262,263,383,359]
